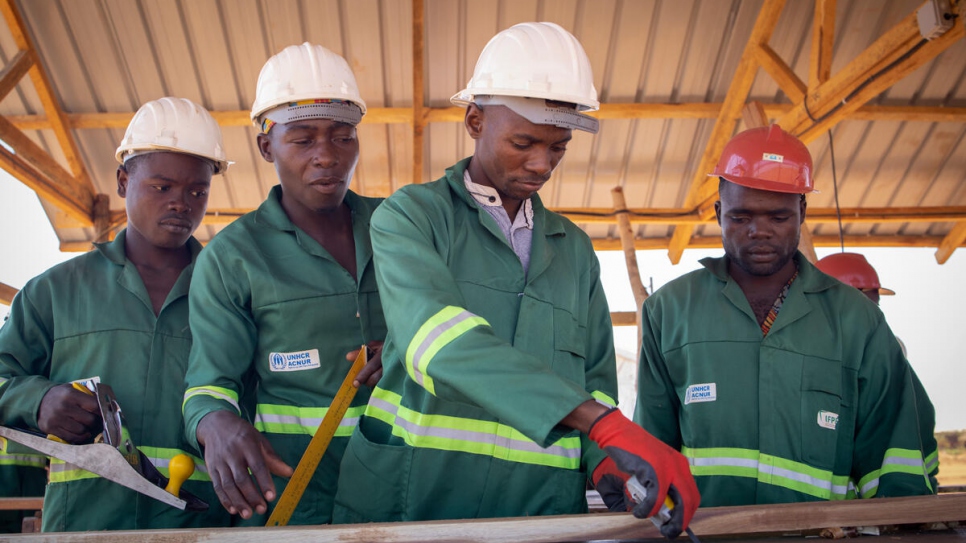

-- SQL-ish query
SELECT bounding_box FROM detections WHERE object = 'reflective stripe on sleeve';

[591,390,616,407]
[857,447,932,498]
[182,385,240,414]
[254,403,366,437]
[682,446,852,500]
[49,447,209,483]
[364,387,580,470]
[0,452,46,468]
[406,306,489,395]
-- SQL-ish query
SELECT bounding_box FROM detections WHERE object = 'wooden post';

[411,0,425,185]
[92,194,111,243]
[611,187,648,352]
[0,281,17,305]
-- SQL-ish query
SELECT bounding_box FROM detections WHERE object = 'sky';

[1,171,964,431]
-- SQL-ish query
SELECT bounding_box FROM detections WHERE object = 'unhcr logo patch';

[817,410,839,430]
[268,349,321,372]
[684,383,717,405]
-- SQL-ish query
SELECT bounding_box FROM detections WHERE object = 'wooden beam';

[412,0,425,184]
[92,194,111,243]
[935,221,966,264]
[591,233,964,252]
[0,497,42,511]
[667,0,787,265]
[0,114,93,224]
[196,205,966,228]
[611,187,648,351]
[5,103,965,133]
[780,0,966,143]
[0,49,32,101]
[0,0,93,191]
[755,44,807,103]
[742,101,770,129]
[0,280,17,305]
[808,0,836,92]
[15,494,966,542]
[610,311,636,327]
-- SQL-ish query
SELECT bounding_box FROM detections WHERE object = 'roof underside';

[1,0,964,259]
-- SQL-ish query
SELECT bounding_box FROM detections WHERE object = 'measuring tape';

[265,345,367,527]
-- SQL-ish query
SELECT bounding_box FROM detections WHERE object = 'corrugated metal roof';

[1,0,964,255]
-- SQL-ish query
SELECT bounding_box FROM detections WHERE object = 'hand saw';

[0,381,208,511]
[266,345,367,527]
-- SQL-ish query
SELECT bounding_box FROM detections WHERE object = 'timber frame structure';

[0,0,964,274]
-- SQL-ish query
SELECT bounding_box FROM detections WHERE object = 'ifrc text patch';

[269,349,320,372]
[684,383,717,405]
[817,410,839,430]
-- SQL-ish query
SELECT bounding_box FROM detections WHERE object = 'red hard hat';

[712,124,814,194]
[815,253,895,295]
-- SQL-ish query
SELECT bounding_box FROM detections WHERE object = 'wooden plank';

[755,44,807,103]
[0,0,92,189]
[0,280,18,305]
[591,234,965,252]
[0,48,32,101]
[0,497,42,511]
[412,0,425,184]
[610,311,636,327]
[935,221,966,264]
[667,0,787,265]
[780,0,966,142]
[808,0,836,92]
[0,115,93,224]
[742,101,770,129]
[11,494,966,543]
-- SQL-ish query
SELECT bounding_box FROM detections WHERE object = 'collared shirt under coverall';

[332,157,618,523]
[0,230,229,531]
[634,254,938,507]
[182,186,386,525]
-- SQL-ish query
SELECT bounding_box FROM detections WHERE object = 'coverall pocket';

[553,308,586,379]
[801,357,843,469]
[333,416,413,523]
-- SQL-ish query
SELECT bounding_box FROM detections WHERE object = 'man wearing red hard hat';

[816,251,939,485]
[634,124,938,507]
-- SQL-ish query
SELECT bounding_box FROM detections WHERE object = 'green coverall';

[0,231,229,531]
[0,440,45,533]
[634,254,938,507]
[332,158,617,523]
[182,187,386,525]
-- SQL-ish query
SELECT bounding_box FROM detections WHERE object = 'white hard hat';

[115,97,229,174]
[250,42,367,129]
[451,22,600,112]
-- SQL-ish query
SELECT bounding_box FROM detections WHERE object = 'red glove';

[588,408,699,539]
[591,456,632,512]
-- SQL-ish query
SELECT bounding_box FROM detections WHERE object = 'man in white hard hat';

[182,42,386,525]
[0,97,231,531]
[331,23,698,538]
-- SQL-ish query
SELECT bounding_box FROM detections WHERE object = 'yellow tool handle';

[265,345,367,527]
[47,381,96,443]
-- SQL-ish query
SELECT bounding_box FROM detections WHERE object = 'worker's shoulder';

[649,266,714,301]
[14,249,108,304]
[374,177,458,220]
[811,278,885,324]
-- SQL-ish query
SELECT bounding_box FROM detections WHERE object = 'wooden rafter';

[936,221,966,264]
[0,280,17,305]
[679,0,966,263]
[0,113,93,223]
[665,0,787,265]
[0,48,31,101]
[755,44,806,103]
[779,0,965,143]
[4,103,965,133]
[591,233,966,252]
[808,0,836,91]
[0,0,93,193]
